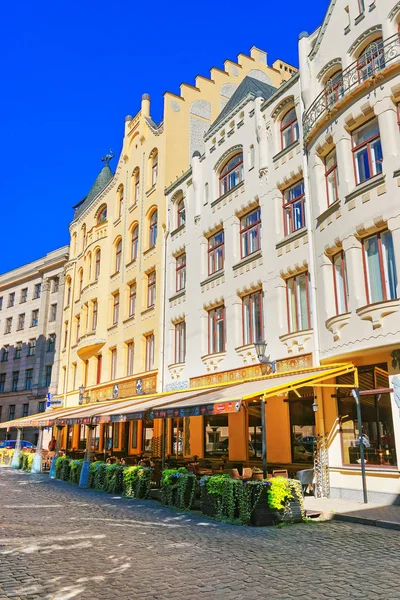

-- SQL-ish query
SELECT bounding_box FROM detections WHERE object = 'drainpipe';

[159,224,169,393]
[298,31,320,367]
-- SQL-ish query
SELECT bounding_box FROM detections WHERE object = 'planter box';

[200,488,218,517]
[250,487,303,527]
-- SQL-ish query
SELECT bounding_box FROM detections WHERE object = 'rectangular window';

[332,252,349,315]
[283,180,305,235]
[31,310,39,327]
[34,283,41,299]
[176,253,186,292]
[20,288,28,303]
[9,404,16,420]
[76,315,80,342]
[0,373,6,393]
[45,365,52,387]
[28,339,36,356]
[286,273,311,333]
[208,230,224,275]
[147,271,156,307]
[96,355,102,384]
[38,401,45,413]
[1,346,8,362]
[174,321,186,363]
[8,292,15,307]
[363,231,397,304]
[145,334,155,371]
[15,342,22,359]
[5,318,12,334]
[131,421,138,448]
[242,290,263,345]
[92,300,98,330]
[0,297,3,310]
[240,208,261,258]
[11,372,19,393]
[325,149,339,206]
[50,303,57,322]
[127,342,134,376]
[113,292,120,325]
[22,403,29,417]
[129,283,136,317]
[47,333,56,352]
[25,369,33,390]
[64,322,68,349]
[208,306,225,354]
[111,348,117,380]
[52,278,59,293]
[352,119,383,184]
[95,250,101,280]
[204,414,228,457]
[17,314,25,330]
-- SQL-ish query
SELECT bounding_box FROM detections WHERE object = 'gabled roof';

[206,76,277,139]
[308,0,337,61]
[73,163,114,221]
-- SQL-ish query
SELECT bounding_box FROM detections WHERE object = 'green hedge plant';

[123,466,152,499]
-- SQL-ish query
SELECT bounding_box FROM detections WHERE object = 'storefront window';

[143,418,154,453]
[289,396,316,464]
[113,423,120,449]
[337,365,397,467]
[66,425,73,450]
[204,415,229,456]
[168,418,183,457]
[248,402,262,458]
[92,425,100,451]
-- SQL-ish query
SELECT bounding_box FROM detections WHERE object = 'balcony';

[77,331,106,358]
[303,34,400,143]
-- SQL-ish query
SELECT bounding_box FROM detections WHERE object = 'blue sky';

[1,0,328,274]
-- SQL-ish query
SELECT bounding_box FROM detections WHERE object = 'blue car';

[0,440,35,450]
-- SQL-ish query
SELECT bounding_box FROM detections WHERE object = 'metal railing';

[303,34,400,141]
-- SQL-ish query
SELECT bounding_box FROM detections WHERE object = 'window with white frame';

[357,38,385,82]
[332,252,349,315]
[174,321,186,364]
[133,169,140,204]
[118,186,124,218]
[115,239,122,272]
[127,341,134,376]
[325,70,344,108]
[31,310,39,327]
[286,273,311,333]
[149,211,158,248]
[50,303,57,322]
[363,231,398,304]
[5,317,12,334]
[325,149,339,206]
[145,334,154,371]
[92,300,98,330]
[177,199,185,228]
[95,250,101,280]
[208,306,225,354]
[208,230,224,274]
[17,314,25,330]
[113,292,120,325]
[28,339,36,356]
[283,180,305,235]
[131,225,139,261]
[151,152,158,187]
[242,290,263,345]
[129,283,136,317]
[47,333,56,352]
[111,348,117,380]
[147,271,156,307]
[240,208,261,257]
[176,253,186,292]
[352,119,383,184]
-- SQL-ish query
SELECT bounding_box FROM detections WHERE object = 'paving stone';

[0,467,400,599]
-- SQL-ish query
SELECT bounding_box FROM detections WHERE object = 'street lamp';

[79,384,90,405]
[254,340,276,372]
[312,400,319,413]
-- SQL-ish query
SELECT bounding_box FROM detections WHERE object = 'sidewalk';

[304,496,400,531]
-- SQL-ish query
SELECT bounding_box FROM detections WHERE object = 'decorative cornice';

[271,96,295,120]
[348,25,382,57]
[317,58,342,82]
[213,145,243,172]
[389,2,400,21]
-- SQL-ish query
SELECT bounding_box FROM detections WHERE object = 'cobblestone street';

[1,468,400,600]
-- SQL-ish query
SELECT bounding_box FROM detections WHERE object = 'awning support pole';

[31,427,44,473]
[161,418,166,470]
[11,428,22,469]
[261,396,268,479]
[50,425,64,479]
[352,386,368,504]
[79,424,95,488]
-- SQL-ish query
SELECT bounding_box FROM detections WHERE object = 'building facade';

[0,247,69,444]
[58,48,294,423]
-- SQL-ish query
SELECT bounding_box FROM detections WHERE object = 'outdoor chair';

[296,468,314,496]
[272,469,289,478]
[241,467,253,480]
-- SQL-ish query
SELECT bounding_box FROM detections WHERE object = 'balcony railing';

[303,33,400,141]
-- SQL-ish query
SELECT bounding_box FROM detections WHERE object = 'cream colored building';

[59,48,294,422]
[0,247,69,444]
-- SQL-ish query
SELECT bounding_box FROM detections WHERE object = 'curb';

[333,513,400,531]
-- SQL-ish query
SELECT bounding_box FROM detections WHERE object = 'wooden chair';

[241,467,253,481]
[273,469,289,478]
[223,468,241,479]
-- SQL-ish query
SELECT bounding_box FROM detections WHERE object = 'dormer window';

[97,205,107,224]
[219,153,243,196]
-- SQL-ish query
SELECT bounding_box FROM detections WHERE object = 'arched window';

[177,199,185,228]
[87,252,92,282]
[151,152,158,186]
[66,277,72,306]
[219,153,243,196]
[325,70,344,108]
[149,210,158,248]
[97,205,107,224]
[81,225,86,252]
[95,249,101,280]
[131,225,139,261]
[118,186,124,218]
[281,107,299,149]
[357,38,385,82]
[72,232,77,256]
[115,238,122,272]
[133,168,140,204]
[78,269,84,297]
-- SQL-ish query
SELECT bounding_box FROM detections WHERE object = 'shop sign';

[150,401,241,420]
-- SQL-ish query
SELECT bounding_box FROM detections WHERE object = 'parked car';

[0,440,35,450]
[293,442,313,463]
